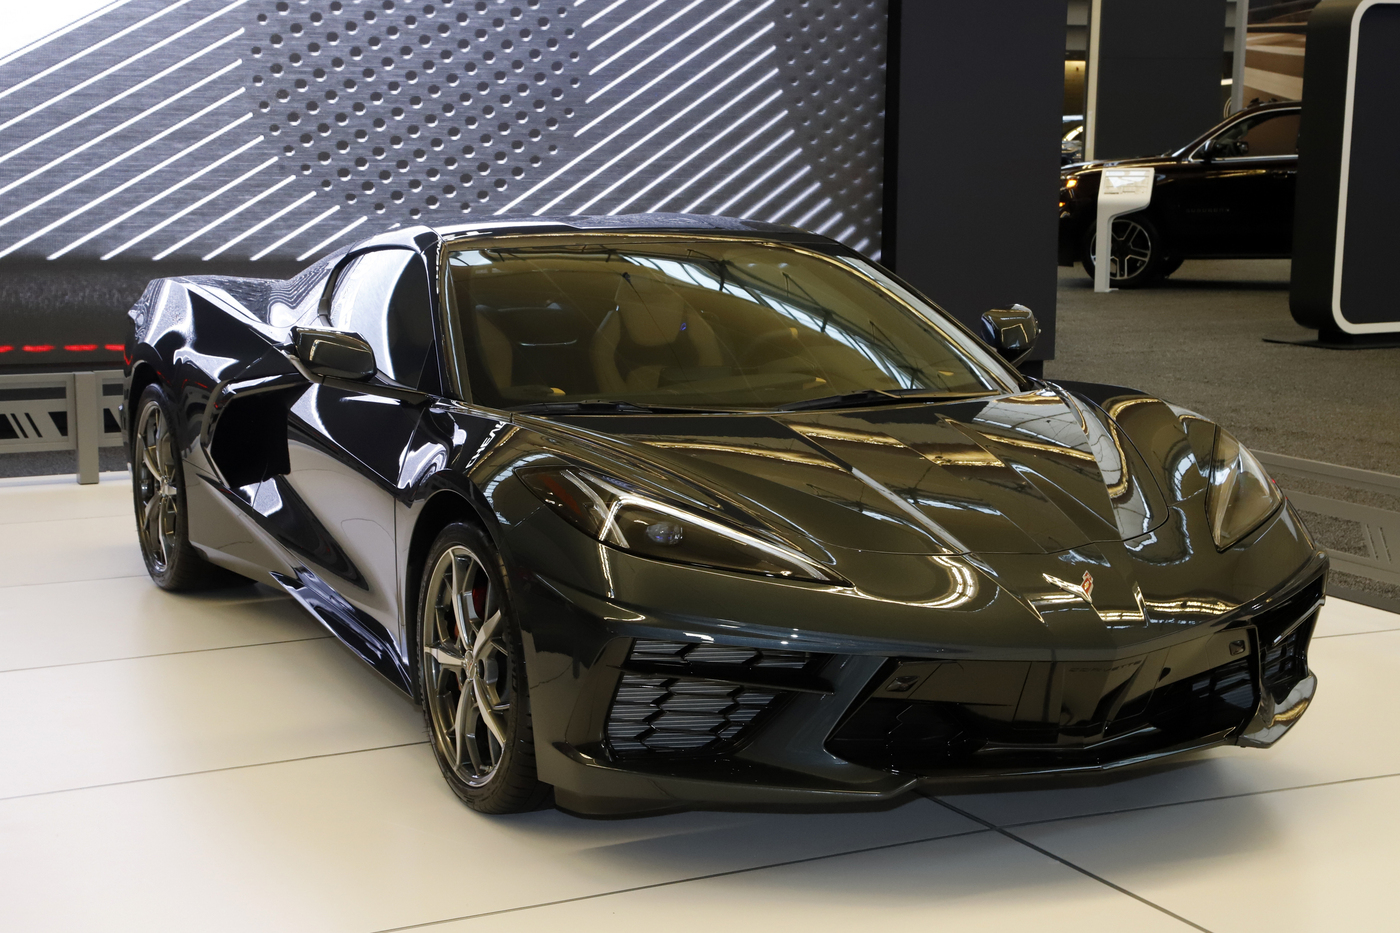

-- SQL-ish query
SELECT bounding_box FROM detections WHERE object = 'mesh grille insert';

[607,673,779,756]
[605,639,820,758]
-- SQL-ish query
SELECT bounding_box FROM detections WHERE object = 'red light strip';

[0,343,124,354]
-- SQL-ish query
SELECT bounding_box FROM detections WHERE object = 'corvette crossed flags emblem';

[1044,570,1096,604]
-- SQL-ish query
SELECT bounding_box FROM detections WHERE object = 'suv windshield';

[445,236,1017,411]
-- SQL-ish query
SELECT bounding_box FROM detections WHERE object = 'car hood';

[545,386,1173,557]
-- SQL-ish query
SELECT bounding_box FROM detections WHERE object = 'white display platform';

[1,477,1397,932]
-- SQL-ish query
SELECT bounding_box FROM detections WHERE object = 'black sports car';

[123,214,1324,816]
[1059,101,1301,287]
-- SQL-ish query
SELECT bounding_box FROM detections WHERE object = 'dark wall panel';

[885,0,1063,363]
[1095,0,1225,159]
[1291,0,1400,337]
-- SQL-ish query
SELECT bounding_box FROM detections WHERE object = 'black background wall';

[1093,0,1226,159]
[884,0,1064,367]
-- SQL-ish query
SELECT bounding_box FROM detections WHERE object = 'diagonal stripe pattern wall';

[0,0,886,264]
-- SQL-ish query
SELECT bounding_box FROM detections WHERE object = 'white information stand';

[1094,168,1155,293]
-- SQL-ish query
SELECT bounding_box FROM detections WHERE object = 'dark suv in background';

[1059,101,1301,287]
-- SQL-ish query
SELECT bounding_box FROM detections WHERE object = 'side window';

[330,249,439,391]
[1214,112,1300,158]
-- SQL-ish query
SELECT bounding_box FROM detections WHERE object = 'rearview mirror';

[290,327,377,381]
[980,305,1039,366]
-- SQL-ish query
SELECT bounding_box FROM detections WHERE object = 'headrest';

[613,274,686,347]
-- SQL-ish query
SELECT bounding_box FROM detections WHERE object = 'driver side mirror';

[290,327,377,381]
[980,305,1039,366]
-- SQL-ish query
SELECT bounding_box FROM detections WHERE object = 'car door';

[1170,110,1300,256]
[281,247,441,653]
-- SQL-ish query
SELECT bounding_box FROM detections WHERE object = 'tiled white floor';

[1,476,1397,932]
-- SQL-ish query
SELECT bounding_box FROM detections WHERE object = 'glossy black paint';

[1059,102,1302,267]
[123,215,1325,816]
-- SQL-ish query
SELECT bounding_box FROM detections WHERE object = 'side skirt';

[271,566,413,696]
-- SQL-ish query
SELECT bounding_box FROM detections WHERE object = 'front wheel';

[1081,214,1167,288]
[418,523,550,813]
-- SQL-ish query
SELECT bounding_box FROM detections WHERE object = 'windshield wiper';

[771,388,983,412]
[512,399,714,415]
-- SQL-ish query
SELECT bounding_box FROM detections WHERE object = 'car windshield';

[445,236,1018,411]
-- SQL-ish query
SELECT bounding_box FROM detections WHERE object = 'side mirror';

[1200,138,1219,161]
[290,327,377,381]
[980,304,1039,366]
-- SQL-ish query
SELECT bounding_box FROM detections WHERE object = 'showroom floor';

[3,476,1400,932]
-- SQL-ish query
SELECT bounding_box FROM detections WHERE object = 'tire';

[131,384,248,591]
[417,522,551,813]
[1080,213,1167,289]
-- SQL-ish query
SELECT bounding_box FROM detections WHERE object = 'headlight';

[519,467,840,583]
[1204,427,1283,549]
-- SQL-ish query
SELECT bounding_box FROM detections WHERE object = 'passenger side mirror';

[290,327,377,381]
[980,305,1039,366]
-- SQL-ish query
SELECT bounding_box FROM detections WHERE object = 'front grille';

[827,655,1260,774]
[605,639,824,758]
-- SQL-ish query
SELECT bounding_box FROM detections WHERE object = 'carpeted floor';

[1046,258,1400,610]
[1044,259,1400,475]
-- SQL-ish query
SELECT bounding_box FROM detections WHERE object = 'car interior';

[446,241,1001,409]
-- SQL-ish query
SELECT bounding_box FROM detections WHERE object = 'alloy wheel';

[422,545,513,787]
[1091,218,1154,281]
[135,401,179,574]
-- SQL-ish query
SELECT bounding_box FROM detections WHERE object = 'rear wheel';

[131,384,247,591]
[1081,214,1167,288]
[418,523,550,813]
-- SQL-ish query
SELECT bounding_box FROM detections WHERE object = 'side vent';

[209,392,291,488]
[606,639,830,758]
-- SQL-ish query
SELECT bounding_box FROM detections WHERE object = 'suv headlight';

[1204,427,1283,549]
[519,468,840,583]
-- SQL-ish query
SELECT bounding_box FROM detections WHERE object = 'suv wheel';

[1081,214,1167,288]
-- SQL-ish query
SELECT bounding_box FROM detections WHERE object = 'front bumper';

[517,550,1326,816]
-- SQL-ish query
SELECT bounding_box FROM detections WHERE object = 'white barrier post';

[73,371,100,485]
[1094,167,1155,293]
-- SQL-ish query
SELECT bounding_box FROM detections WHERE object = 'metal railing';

[0,371,125,484]
[1259,451,1400,591]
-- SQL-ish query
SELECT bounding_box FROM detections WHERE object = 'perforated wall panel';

[0,0,886,264]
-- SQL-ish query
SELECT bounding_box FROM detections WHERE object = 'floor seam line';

[995,769,1400,829]
[0,740,431,802]
[1314,628,1400,639]
[366,827,993,932]
[0,573,147,590]
[930,797,1214,933]
[0,515,134,528]
[0,635,334,674]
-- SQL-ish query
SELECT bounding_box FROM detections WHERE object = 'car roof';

[344,213,808,252]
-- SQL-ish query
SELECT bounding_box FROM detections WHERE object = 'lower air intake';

[605,639,819,757]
